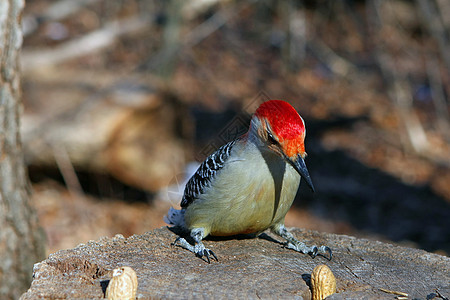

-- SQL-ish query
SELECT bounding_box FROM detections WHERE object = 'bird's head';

[251,100,315,192]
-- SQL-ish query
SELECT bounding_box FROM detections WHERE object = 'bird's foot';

[172,237,218,263]
[195,246,218,264]
[284,241,332,260]
[271,224,332,260]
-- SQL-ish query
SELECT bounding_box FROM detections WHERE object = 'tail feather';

[164,207,186,228]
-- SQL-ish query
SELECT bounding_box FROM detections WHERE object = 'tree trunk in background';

[0,0,46,298]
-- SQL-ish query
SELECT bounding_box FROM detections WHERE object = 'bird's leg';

[172,228,218,263]
[271,224,332,260]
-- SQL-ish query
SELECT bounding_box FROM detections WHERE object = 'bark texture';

[21,227,450,299]
[0,0,46,298]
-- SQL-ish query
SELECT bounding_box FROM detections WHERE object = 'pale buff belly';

[183,159,301,236]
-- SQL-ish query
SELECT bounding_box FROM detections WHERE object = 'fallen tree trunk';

[21,227,449,299]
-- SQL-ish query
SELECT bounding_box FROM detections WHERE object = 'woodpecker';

[165,100,331,263]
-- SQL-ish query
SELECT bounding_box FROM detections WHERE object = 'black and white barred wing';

[181,139,237,208]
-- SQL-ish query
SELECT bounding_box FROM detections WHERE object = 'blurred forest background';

[21,0,450,256]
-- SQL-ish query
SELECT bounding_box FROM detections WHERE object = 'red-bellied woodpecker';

[165,100,331,263]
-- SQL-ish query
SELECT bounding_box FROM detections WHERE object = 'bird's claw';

[309,245,332,261]
[309,246,319,258]
[322,246,333,261]
[172,237,218,263]
[284,241,332,261]
[196,248,218,264]
[172,236,184,247]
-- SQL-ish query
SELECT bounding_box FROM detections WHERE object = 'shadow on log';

[21,227,449,299]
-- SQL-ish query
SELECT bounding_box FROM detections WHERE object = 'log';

[21,227,450,299]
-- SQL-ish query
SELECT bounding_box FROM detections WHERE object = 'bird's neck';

[246,117,266,147]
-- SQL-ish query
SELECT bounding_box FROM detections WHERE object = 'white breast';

[183,140,301,236]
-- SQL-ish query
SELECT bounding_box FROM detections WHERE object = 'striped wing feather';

[181,139,237,208]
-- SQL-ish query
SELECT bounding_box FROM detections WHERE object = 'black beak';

[287,154,315,192]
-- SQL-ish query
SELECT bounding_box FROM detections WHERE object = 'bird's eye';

[267,132,278,145]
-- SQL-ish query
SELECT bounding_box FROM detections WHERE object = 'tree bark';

[0,0,46,298]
